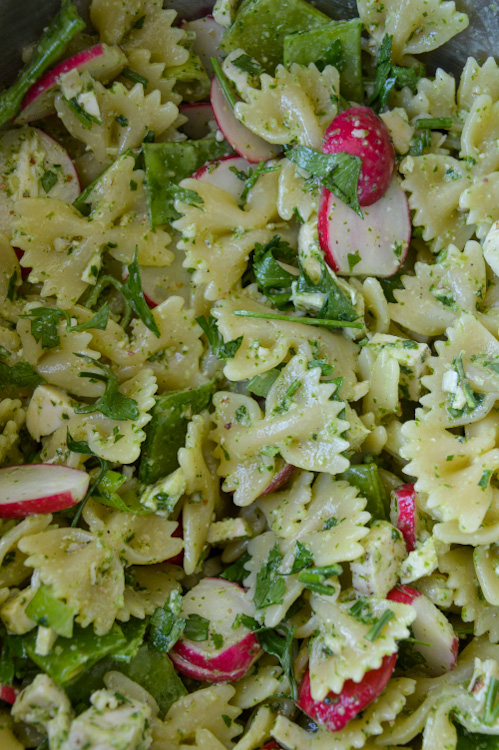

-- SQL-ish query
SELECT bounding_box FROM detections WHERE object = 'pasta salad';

[0,0,498,748]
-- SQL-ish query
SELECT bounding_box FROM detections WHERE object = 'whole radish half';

[0,464,89,518]
[180,102,215,140]
[297,654,397,732]
[170,577,262,682]
[194,154,253,201]
[17,43,127,124]
[210,76,281,163]
[387,586,458,675]
[391,483,418,552]
[323,106,395,206]
[182,15,225,78]
[0,127,80,237]
[318,176,411,277]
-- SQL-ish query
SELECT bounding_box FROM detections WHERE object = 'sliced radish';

[183,16,225,78]
[259,463,295,497]
[180,102,215,140]
[210,76,281,163]
[297,654,397,732]
[194,154,253,201]
[0,684,18,704]
[260,744,281,749]
[387,586,458,676]
[390,483,417,552]
[0,464,89,518]
[318,176,411,277]
[168,519,184,566]
[0,127,80,237]
[14,248,30,280]
[170,577,261,682]
[323,107,395,207]
[17,43,127,124]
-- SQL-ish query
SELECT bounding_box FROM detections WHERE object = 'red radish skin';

[180,102,215,140]
[391,483,418,552]
[259,463,295,496]
[14,248,30,280]
[171,577,262,682]
[210,76,281,163]
[318,176,411,277]
[17,44,127,124]
[297,654,397,732]
[182,16,225,78]
[260,744,281,749]
[323,107,395,206]
[168,520,184,566]
[0,685,17,704]
[388,586,458,675]
[194,155,252,201]
[0,464,89,518]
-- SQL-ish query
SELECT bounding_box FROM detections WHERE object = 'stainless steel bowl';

[0,0,497,88]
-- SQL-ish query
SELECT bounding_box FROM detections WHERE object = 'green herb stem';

[365,609,395,642]
[415,117,454,130]
[233,310,363,328]
[210,57,238,110]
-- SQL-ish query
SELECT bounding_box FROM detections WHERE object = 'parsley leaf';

[122,251,160,337]
[149,590,185,653]
[246,368,281,397]
[0,361,46,389]
[66,430,109,528]
[254,543,286,610]
[74,355,140,421]
[369,34,424,111]
[220,552,251,584]
[284,145,362,217]
[41,169,58,193]
[196,315,243,360]
[290,541,314,574]
[252,236,297,308]
[294,259,359,322]
[168,184,204,209]
[231,53,265,77]
[256,625,297,699]
[21,304,109,350]
[184,614,210,641]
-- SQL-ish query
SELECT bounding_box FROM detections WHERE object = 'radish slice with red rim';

[17,43,127,124]
[297,654,397,732]
[318,176,411,277]
[170,577,261,682]
[388,585,458,675]
[194,154,253,201]
[0,684,18,704]
[391,483,418,552]
[0,464,89,518]
[323,106,395,207]
[259,463,295,496]
[182,16,225,78]
[210,76,281,163]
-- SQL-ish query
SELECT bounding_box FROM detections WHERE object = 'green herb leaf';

[41,169,58,193]
[0,361,46,389]
[25,584,74,638]
[219,336,243,361]
[121,67,149,86]
[294,259,359,322]
[254,543,286,610]
[67,430,110,528]
[70,303,109,334]
[231,53,265,77]
[210,56,237,110]
[75,354,140,421]
[62,96,101,128]
[233,310,363,328]
[115,114,129,127]
[0,0,85,127]
[20,307,66,349]
[484,676,499,726]
[240,161,280,201]
[369,34,424,112]
[256,625,297,699]
[149,590,185,653]
[6,271,18,301]
[184,614,210,641]
[196,315,242,360]
[220,552,251,584]
[252,235,297,308]
[0,345,10,360]
[169,185,204,209]
[284,145,362,217]
[122,250,161,337]
[246,369,281,398]
[290,541,314,574]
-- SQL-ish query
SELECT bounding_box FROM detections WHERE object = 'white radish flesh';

[194,154,252,200]
[390,483,418,551]
[0,464,89,518]
[17,43,127,124]
[170,577,261,682]
[210,76,281,163]
[387,585,458,675]
[323,106,395,207]
[318,176,411,277]
[183,16,225,78]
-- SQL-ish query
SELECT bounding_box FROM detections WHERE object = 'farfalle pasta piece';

[212,353,350,506]
[460,94,499,175]
[0,234,22,323]
[152,684,242,748]
[50,367,157,463]
[0,398,25,466]
[126,48,182,105]
[389,242,486,336]
[173,169,283,301]
[223,54,339,150]
[0,515,52,589]
[395,69,458,127]
[357,0,468,63]
[402,417,499,533]
[256,469,314,540]
[459,171,499,239]
[55,76,179,172]
[420,314,499,428]
[276,158,319,223]
[400,154,474,251]
[309,591,415,699]
[212,291,359,398]
[117,565,183,621]
[122,3,188,69]
[458,57,499,111]
[271,677,415,749]
[178,413,220,575]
